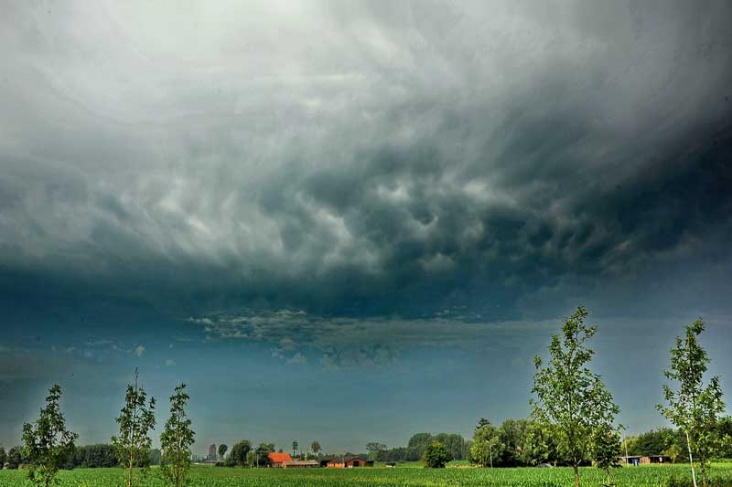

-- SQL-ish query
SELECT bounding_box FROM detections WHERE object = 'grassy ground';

[1,463,732,486]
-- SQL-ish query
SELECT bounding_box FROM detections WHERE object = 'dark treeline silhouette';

[0,444,161,470]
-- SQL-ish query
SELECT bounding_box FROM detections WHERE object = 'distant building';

[268,452,293,468]
[320,456,374,468]
[207,444,217,462]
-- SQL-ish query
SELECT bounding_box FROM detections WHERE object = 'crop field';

[2,465,732,487]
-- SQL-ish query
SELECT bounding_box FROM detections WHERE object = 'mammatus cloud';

[0,1,730,321]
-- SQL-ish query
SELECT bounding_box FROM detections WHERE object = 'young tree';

[112,369,156,487]
[593,424,621,487]
[22,384,79,487]
[531,306,619,487]
[292,440,298,457]
[160,383,196,487]
[217,444,228,461]
[423,440,452,468]
[657,318,725,487]
[310,441,321,458]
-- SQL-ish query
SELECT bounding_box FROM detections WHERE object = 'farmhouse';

[320,456,374,468]
[267,452,293,468]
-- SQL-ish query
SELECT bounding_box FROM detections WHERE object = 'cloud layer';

[1,1,730,321]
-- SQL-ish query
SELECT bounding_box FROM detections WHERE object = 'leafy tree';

[406,433,433,462]
[22,384,79,487]
[531,306,619,487]
[7,445,24,469]
[366,442,387,461]
[112,369,156,487]
[423,440,452,468]
[292,441,298,457]
[471,418,500,468]
[497,419,532,467]
[593,424,621,486]
[160,383,196,487]
[716,417,732,458]
[311,441,321,458]
[253,443,275,467]
[432,433,466,461]
[227,440,251,467]
[524,421,561,466]
[217,444,227,461]
[0,446,6,468]
[658,318,725,487]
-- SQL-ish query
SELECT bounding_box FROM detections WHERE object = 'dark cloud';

[0,0,730,324]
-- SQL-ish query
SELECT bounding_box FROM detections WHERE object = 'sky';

[1,0,731,456]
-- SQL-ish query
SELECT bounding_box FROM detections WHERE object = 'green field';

[2,464,732,487]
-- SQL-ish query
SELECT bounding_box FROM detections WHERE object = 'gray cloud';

[188,308,555,368]
[1,1,730,321]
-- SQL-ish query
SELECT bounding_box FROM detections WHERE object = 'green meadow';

[2,464,732,487]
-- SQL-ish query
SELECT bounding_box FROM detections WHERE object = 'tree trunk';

[573,465,580,487]
[128,453,134,487]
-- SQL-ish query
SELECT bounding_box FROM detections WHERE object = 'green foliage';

[160,383,196,487]
[227,440,251,467]
[658,318,725,487]
[311,441,321,457]
[217,444,228,460]
[21,384,79,487]
[6,446,24,469]
[253,443,275,467]
[422,440,453,468]
[471,418,500,468]
[112,369,156,487]
[531,306,620,487]
[292,441,299,457]
[366,443,387,461]
[593,424,621,486]
[0,446,6,468]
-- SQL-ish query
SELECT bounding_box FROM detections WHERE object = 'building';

[286,460,319,468]
[207,444,217,463]
[320,456,374,468]
[268,452,293,468]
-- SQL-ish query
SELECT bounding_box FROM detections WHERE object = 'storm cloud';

[2,0,732,452]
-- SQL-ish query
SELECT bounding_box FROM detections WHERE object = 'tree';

[22,384,79,487]
[7,446,24,469]
[531,306,620,487]
[366,442,387,461]
[471,418,500,468]
[497,419,532,466]
[311,441,321,458]
[218,444,228,461]
[423,440,452,468]
[292,441,298,457]
[0,446,6,469]
[227,440,251,467]
[593,424,621,487]
[658,318,725,487]
[253,443,275,467]
[160,383,196,487]
[112,369,156,487]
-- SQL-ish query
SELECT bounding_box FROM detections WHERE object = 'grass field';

[2,464,732,486]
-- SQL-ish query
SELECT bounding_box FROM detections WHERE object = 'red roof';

[268,453,293,464]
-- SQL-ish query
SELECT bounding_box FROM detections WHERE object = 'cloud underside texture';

[1,1,731,319]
